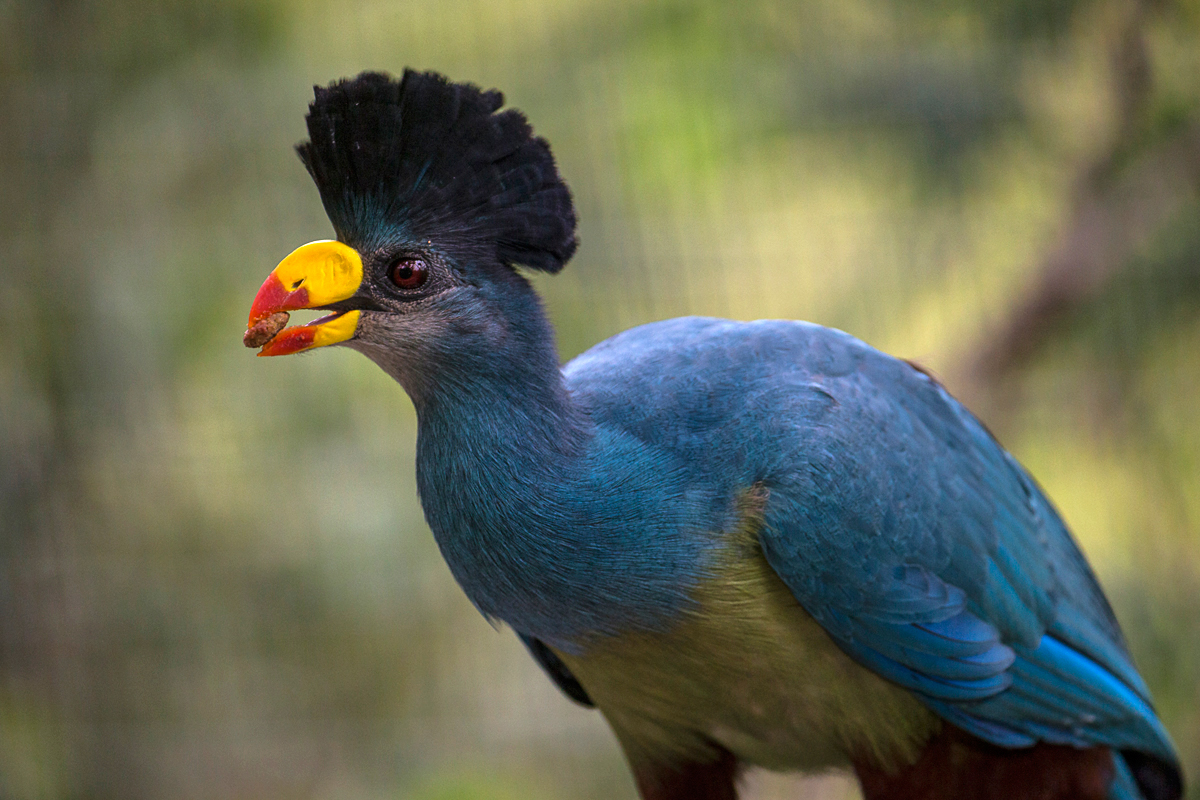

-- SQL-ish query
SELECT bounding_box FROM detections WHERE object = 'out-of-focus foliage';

[1,0,1197,798]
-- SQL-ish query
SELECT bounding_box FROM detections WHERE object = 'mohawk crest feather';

[297,70,577,273]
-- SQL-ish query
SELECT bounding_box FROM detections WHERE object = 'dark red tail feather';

[854,725,1116,800]
[633,746,740,800]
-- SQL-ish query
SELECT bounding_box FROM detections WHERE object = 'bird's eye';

[388,259,428,290]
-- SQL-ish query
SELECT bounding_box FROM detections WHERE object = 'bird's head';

[246,70,577,397]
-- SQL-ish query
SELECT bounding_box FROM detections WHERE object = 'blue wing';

[740,325,1177,766]
[567,317,1180,793]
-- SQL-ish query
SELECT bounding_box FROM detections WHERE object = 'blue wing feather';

[1110,755,1145,800]
[740,328,1173,762]
[565,317,1179,786]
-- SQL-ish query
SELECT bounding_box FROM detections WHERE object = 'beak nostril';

[291,279,304,289]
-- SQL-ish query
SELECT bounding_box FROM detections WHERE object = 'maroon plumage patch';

[632,745,740,800]
[853,724,1115,800]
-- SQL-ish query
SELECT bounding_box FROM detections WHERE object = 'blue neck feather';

[405,281,719,646]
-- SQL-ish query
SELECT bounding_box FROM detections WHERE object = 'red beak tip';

[248,274,310,325]
[255,325,316,357]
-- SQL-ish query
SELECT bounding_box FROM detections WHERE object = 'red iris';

[389,259,428,289]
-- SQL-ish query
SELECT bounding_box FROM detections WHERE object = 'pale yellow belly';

[556,536,940,775]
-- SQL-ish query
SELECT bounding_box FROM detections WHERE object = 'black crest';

[297,70,577,273]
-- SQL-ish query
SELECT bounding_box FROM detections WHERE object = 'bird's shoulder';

[564,316,875,440]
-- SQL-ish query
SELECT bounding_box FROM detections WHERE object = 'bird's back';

[564,316,1179,799]
[566,316,1124,663]
[566,316,1123,648]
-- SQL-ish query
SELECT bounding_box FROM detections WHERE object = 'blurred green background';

[2,0,1199,797]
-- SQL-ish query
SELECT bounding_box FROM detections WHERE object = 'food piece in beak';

[243,311,291,348]
[244,241,365,356]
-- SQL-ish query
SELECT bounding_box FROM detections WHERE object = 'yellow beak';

[246,240,364,356]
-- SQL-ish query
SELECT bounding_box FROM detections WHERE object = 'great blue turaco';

[244,70,1183,800]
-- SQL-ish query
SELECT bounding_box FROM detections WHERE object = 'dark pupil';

[390,259,427,289]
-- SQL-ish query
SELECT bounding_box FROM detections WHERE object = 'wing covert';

[754,345,1174,762]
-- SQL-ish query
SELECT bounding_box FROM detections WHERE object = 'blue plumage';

[257,71,1183,800]
[565,318,1177,775]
